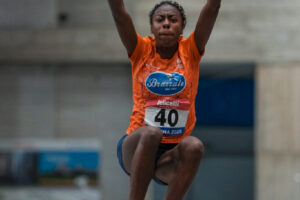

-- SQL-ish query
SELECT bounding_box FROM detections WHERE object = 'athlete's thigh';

[154,136,203,183]
[154,144,180,184]
[121,127,145,173]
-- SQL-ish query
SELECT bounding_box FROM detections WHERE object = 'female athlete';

[107,0,221,199]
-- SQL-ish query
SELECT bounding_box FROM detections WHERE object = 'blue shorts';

[117,134,177,185]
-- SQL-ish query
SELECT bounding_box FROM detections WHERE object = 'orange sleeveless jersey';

[126,32,204,143]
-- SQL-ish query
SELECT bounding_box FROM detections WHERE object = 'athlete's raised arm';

[194,0,221,54]
[107,0,137,56]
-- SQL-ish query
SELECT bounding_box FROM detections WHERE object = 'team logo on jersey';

[145,71,186,95]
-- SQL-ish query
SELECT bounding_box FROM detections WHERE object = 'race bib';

[144,97,190,136]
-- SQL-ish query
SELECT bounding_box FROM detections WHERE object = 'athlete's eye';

[171,18,177,23]
[155,16,163,23]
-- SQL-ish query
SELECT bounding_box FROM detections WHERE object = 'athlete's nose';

[162,19,170,29]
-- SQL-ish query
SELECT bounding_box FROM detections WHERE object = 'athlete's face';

[151,4,184,47]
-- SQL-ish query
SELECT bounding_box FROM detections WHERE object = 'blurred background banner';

[0,139,101,200]
[38,151,98,186]
[0,0,300,200]
[0,139,100,186]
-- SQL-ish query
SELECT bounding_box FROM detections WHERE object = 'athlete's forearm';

[206,0,221,11]
[107,0,127,20]
[193,0,221,52]
[107,0,137,56]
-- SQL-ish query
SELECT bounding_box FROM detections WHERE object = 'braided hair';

[149,1,186,28]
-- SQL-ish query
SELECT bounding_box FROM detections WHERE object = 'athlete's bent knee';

[190,140,205,157]
[141,126,163,144]
[181,138,205,160]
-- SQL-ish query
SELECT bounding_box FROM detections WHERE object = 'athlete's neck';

[156,44,178,59]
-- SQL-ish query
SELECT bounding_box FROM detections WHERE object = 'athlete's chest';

[135,53,195,99]
[140,57,191,136]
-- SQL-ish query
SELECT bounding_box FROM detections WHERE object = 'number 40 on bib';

[144,98,190,136]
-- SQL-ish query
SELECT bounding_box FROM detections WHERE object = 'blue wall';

[196,78,254,127]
